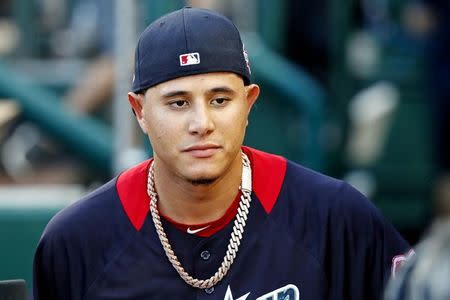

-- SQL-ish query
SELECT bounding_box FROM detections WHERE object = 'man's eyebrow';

[161,87,236,98]
[161,90,190,98]
[209,86,236,94]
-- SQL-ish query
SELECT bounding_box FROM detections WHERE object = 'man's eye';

[211,98,228,106]
[170,100,188,108]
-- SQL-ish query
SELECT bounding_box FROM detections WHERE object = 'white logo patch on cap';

[179,52,200,66]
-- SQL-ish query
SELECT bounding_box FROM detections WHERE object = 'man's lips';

[183,144,221,158]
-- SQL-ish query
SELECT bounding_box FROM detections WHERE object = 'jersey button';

[200,250,211,260]
[204,287,214,294]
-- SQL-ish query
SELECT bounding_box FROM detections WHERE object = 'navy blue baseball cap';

[131,7,251,93]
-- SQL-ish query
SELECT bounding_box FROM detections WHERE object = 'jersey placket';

[192,226,233,298]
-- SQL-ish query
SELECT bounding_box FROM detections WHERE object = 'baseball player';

[33,7,411,300]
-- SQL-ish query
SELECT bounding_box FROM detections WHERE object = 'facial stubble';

[187,177,218,186]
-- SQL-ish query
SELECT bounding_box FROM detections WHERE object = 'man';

[33,7,410,300]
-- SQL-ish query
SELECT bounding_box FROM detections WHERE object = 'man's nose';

[188,103,215,136]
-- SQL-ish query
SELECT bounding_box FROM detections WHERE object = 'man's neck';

[152,156,242,225]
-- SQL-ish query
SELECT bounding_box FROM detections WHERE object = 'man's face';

[129,72,259,184]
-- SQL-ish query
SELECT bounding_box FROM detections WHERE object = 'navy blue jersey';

[33,147,410,299]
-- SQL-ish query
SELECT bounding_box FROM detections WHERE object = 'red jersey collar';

[116,146,287,231]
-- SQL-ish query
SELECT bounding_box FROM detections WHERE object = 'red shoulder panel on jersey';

[242,146,287,214]
[116,159,152,231]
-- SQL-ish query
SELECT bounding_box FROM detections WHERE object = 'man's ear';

[245,84,260,113]
[128,92,144,118]
[128,92,147,133]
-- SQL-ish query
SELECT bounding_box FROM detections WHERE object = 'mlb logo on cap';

[180,52,200,66]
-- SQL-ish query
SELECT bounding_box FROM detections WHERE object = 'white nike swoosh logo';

[186,225,211,234]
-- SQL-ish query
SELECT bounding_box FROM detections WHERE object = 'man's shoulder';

[41,159,151,242]
[285,159,344,193]
[281,158,399,244]
[33,163,151,299]
[244,146,345,196]
[245,148,376,224]
[41,178,123,241]
[244,146,358,212]
[283,160,376,217]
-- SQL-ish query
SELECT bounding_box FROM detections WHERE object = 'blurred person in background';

[384,219,450,300]
[55,0,115,116]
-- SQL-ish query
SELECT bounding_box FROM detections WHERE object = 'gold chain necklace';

[147,152,252,289]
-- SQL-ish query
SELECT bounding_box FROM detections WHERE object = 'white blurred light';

[346,81,400,167]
